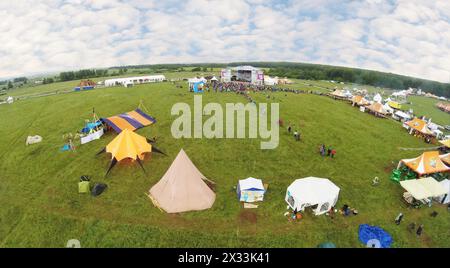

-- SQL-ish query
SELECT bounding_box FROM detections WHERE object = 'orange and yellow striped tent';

[399,151,450,176]
[102,108,156,133]
[406,118,433,135]
[352,95,369,106]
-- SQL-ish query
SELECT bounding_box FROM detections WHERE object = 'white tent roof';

[287,177,340,206]
[239,177,264,191]
[188,78,201,83]
[373,93,382,103]
[232,65,260,71]
[439,179,450,204]
[210,76,218,81]
[400,177,447,200]
[395,111,411,119]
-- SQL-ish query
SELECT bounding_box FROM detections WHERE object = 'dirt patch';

[383,162,396,173]
[238,210,257,224]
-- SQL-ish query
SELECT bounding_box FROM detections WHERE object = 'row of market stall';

[329,89,449,144]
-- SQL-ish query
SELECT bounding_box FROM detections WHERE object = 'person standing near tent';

[321,144,326,156]
[395,213,403,225]
[416,224,424,236]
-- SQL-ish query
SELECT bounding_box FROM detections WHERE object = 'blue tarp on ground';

[358,224,393,248]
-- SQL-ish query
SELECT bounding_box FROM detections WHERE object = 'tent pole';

[136,158,147,174]
[105,158,118,177]
[151,145,166,156]
[96,147,106,156]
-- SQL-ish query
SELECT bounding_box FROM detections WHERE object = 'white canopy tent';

[434,179,449,204]
[237,177,265,202]
[285,177,340,215]
[400,177,447,201]
[373,93,382,103]
[394,111,411,121]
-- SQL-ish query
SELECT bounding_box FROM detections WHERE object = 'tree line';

[59,69,109,82]
[250,62,449,98]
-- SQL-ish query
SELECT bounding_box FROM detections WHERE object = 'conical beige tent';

[149,149,216,213]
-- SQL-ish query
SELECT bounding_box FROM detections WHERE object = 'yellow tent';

[388,101,402,109]
[398,151,450,176]
[97,129,165,176]
[439,139,450,148]
[106,128,151,161]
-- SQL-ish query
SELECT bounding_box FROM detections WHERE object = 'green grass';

[0,81,449,248]
[403,96,450,127]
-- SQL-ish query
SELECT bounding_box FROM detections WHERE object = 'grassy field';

[403,96,450,127]
[0,81,449,248]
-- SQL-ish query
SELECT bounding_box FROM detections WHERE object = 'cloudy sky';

[0,0,449,82]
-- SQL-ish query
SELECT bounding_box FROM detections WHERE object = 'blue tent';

[358,224,393,248]
[193,81,204,93]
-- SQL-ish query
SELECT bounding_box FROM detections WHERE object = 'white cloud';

[0,0,449,83]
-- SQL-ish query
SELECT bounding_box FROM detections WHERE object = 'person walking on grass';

[287,123,292,134]
[416,224,424,236]
[331,148,336,158]
[395,213,403,225]
[327,146,332,157]
[321,144,326,156]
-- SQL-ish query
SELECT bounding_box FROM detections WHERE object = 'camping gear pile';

[77,175,108,197]
[61,133,76,152]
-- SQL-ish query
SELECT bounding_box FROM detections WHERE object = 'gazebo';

[285,177,340,215]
